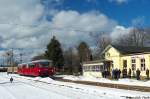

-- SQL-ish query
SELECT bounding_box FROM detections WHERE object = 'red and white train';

[17,59,55,77]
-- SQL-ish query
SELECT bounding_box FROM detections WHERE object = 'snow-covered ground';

[58,75,150,87]
[0,73,150,99]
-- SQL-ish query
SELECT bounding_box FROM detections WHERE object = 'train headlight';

[38,69,41,72]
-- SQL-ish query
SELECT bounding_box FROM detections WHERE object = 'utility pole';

[20,53,23,63]
[20,48,23,63]
[11,48,14,73]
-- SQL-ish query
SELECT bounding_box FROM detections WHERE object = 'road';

[0,73,150,99]
[0,76,70,99]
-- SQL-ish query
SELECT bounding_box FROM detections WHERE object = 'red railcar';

[17,60,55,77]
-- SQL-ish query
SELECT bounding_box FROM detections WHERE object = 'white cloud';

[48,10,117,47]
[110,25,132,41]
[0,0,129,61]
[109,0,128,4]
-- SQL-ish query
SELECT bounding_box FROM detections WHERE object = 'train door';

[28,63,35,76]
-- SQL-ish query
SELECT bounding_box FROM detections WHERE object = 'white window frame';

[141,58,145,71]
[131,58,136,70]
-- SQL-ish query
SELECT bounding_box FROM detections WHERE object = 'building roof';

[111,45,150,55]
[82,59,111,64]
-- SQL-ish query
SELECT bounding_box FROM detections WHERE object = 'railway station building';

[82,44,150,78]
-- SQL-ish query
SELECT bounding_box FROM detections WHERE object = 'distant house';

[82,44,150,77]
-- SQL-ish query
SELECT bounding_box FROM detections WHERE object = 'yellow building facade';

[104,45,150,77]
[82,45,150,77]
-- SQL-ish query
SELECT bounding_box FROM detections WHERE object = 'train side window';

[28,63,35,68]
[22,65,26,68]
[18,65,21,69]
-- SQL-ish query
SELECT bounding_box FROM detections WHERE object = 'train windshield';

[38,62,51,68]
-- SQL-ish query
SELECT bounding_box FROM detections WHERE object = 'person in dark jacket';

[112,68,114,79]
[10,77,13,83]
[114,68,118,80]
[122,68,127,78]
[146,69,149,80]
[128,68,131,78]
[102,70,104,78]
[118,69,121,79]
[136,68,141,80]
[114,69,116,79]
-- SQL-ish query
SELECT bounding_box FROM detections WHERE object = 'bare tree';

[98,33,112,53]
[130,28,146,47]
[63,47,81,74]
[115,28,147,47]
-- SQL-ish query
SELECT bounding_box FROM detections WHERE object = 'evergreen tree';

[45,36,64,69]
[77,41,92,62]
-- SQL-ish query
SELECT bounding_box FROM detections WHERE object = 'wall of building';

[121,54,150,77]
[83,72,102,78]
[105,47,121,69]
[105,46,150,77]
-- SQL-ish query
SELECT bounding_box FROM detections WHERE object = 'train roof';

[18,59,52,65]
[32,59,52,63]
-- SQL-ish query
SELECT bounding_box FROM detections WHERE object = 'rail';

[54,77,150,92]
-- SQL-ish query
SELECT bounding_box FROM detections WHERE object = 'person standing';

[122,68,127,78]
[128,68,131,78]
[118,69,121,79]
[146,69,149,80]
[10,77,13,83]
[136,68,141,80]
[114,68,118,80]
[112,68,114,79]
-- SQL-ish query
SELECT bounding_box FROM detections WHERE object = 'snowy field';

[58,75,150,87]
[0,73,150,99]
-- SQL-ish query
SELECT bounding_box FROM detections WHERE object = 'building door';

[123,60,127,69]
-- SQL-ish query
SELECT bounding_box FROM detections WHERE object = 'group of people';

[102,68,150,80]
[112,68,121,80]
[101,70,110,78]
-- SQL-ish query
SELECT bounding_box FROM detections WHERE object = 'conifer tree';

[45,36,64,69]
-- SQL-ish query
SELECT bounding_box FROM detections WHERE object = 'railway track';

[54,77,150,92]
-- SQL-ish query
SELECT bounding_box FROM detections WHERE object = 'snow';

[0,73,150,99]
[60,75,150,87]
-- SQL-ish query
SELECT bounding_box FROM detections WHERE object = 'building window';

[83,65,103,72]
[83,66,86,72]
[92,66,95,72]
[96,65,100,71]
[141,58,145,71]
[131,59,136,70]
[88,66,91,71]
[106,52,110,57]
[123,60,127,69]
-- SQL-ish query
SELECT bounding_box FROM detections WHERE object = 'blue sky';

[0,0,149,63]
[42,0,150,27]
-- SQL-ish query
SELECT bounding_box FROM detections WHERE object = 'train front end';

[37,60,55,77]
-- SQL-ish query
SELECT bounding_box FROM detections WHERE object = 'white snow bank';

[40,77,54,83]
[61,75,150,87]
